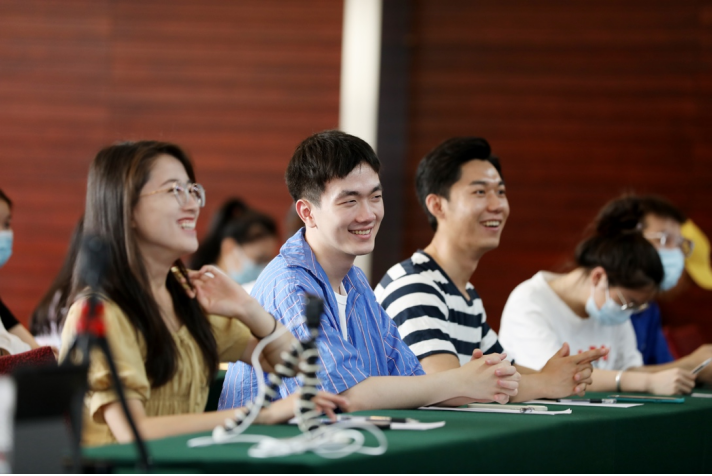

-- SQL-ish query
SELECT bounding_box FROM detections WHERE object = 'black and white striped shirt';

[375,251,504,364]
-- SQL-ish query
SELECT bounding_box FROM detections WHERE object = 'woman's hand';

[258,391,349,425]
[180,265,295,360]
[646,368,695,395]
[179,265,252,318]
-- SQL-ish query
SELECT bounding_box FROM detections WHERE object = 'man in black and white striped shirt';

[376,137,607,401]
[375,250,503,365]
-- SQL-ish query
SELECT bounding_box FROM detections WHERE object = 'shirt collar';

[281,228,363,293]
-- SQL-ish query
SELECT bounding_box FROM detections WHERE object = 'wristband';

[253,318,278,340]
[615,370,623,392]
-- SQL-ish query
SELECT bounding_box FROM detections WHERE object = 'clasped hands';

[464,343,608,404]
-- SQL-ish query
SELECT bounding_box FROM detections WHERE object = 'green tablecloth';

[84,391,712,473]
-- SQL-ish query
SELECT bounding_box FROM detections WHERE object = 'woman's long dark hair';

[30,216,84,335]
[190,199,277,269]
[72,141,218,388]
[574,196,664,290]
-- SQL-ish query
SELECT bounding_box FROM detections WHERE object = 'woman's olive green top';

[59,299,251,446]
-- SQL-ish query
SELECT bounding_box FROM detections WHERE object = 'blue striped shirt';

[218,229,424,409]
[375,251,504,365]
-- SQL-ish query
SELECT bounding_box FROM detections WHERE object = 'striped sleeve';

[378,275,458,360]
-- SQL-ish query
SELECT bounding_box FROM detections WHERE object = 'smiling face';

[132,154,201,263]
[299,163,383,266]
[432,159,509,256]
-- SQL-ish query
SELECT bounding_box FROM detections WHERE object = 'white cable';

[190,324,291,446]
[187,320,389,460]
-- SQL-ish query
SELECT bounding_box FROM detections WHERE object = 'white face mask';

[585,281,634,326]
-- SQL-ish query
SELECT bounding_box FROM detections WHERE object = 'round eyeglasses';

[610,287,649,313]
[141,182,206,208]
[643,231,694,257]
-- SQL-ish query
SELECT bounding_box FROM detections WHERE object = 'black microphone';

[77,234,109,293]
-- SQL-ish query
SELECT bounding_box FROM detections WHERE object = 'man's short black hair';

[639,195,687,224]
[286,130,381,204]
[415,137,502,231]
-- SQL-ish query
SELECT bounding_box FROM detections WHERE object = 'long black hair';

[575,196,664,289]
[30,216,84,335]
[190,199,277,269]
[72,141,218,387]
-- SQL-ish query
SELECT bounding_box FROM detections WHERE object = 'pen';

[556,398,617,404]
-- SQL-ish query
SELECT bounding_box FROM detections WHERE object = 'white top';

[335,283,348,340]
[499,271,643,372]
[0,317,31,356]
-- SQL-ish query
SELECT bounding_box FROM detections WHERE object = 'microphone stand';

[62,236,151,472]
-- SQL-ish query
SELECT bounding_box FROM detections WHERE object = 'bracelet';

[253,318,278,340]
[615,370,623,392]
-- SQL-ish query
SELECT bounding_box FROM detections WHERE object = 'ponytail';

[576,195,663,289]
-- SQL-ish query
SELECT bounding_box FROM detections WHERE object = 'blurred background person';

[191,199,279,293]
[499,205,696,395]
[29,216,84,350]
[0,189,41,355]
[597,194,712,383]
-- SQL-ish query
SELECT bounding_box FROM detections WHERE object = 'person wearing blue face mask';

[191,199,278,294]
[599,195,712,383]
[0,189,42,355]
[499,204,697,395]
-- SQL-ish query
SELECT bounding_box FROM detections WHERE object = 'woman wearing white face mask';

[499,206,697,395]
[191,200,278,293]
[0,189,42,355]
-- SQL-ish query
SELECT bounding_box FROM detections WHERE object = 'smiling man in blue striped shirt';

[375,137,607,401]
[219,130,521,412]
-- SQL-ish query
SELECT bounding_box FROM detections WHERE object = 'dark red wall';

[0,0,343,324]
[403,0,712,338]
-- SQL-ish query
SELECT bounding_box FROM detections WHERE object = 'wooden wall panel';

[403,0,712,339]
[0,0,342,325]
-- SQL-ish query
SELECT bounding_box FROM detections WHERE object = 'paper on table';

[525,399,642,408]
[691,392,712,398]
[391,421,446,430]
[419,406,572,416]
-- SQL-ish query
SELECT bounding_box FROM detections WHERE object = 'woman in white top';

[499,210,696,395]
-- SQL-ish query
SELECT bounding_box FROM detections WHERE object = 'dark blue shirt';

[630,302,674,365]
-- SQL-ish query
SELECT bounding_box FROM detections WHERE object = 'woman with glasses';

[59,141,345,446]
[498,199,697,395]
[597,195,712,382]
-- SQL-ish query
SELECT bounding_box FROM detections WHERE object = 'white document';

[691,392,712,398]
[391,421,446,430]
[419,406,572,416]
[525,399,642,408]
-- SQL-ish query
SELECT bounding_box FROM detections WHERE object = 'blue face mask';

[0,230,13,268]
[658,247,685,291]
[229,258,266,285]
[585,284,633,326]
